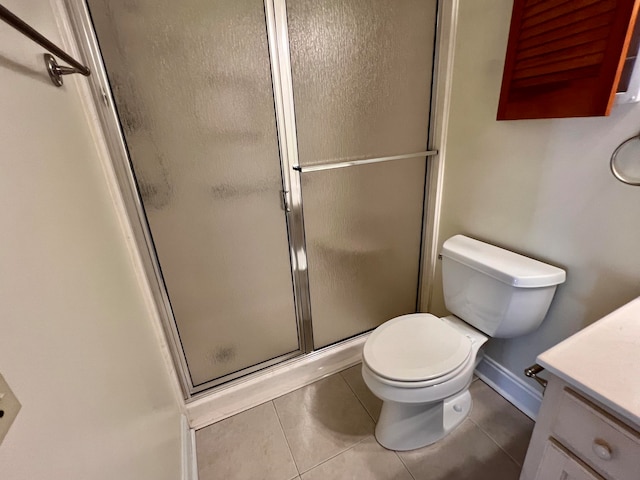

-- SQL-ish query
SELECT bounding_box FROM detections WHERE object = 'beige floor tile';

[196,401,298,480]
[274,374,375,473]
[469,380,535,465]
[301,436,413,480]
[340,364,383,422]
[398,419,521,480]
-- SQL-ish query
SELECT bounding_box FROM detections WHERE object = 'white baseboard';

[474,356,543,421]
[181,415,198,480]
[186,334,368,430]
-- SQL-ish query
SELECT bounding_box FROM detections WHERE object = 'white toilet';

[362,235,566,451]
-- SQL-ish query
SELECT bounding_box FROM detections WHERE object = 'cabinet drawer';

[552,388,640,480]
[535,440,604,480]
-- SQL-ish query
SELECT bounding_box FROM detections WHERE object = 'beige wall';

[0,1,183,478]
[431,0,640,387]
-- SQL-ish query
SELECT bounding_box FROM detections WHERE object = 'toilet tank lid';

[441,235,566,288]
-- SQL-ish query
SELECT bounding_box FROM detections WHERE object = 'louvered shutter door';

[497,0,640,120]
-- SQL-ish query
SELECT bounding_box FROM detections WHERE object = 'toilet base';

[374,389,472,451]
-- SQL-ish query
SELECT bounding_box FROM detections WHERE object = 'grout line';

[474,379,534,426]
[470,380,532,467]
[394,451,417,480]
[298,435,373,475]
[271,400,302,476]
[272,371,376,476]
[468,417,524,468]
[475,377,535,419]
[339,367,378,424]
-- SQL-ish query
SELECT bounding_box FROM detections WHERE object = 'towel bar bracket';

[524,364,548,390]
[0,4,91,87]
[45,54,85,87]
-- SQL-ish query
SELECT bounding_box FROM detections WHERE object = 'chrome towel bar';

[525,363,548,389]
[293,150,438,173]
[0,3,90,86]
[610,133,640,186]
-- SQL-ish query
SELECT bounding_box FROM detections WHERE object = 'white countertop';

[537,297,640,427]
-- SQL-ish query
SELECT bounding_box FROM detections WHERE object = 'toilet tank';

[441,235,566,338]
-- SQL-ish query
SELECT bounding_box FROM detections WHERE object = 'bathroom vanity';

[520,298,640,480]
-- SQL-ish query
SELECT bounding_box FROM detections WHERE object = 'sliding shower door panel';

[88,0,300,387]
[301,159,426,348]
[287,0,438,348]
[287,0,438,167]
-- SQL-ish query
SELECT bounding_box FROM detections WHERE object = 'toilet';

[362,235,566,451]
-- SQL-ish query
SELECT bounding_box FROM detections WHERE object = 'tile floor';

[195,364,534,480]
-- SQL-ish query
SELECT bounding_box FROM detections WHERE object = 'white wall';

[431,0,640,392]
[0,1,183,478]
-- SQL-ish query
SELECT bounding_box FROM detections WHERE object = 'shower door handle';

[280,190,291,213]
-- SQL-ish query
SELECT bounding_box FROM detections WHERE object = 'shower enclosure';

[76,0,438,395]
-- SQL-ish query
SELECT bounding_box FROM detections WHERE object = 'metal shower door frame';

[264,0,315,354]
[62,0,449,399]
[63,0,313,397]
[265,0,439,351]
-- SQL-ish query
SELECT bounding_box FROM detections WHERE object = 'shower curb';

[186,334,369,430]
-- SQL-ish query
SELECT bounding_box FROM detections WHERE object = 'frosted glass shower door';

[87,0,300,388]
[287,0,438,348]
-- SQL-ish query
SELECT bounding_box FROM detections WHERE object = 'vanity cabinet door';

[497,0,640,120]
[535,441,605,480]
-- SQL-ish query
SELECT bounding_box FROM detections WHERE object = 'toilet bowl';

[362,314,487,450]
[361,235,566,451]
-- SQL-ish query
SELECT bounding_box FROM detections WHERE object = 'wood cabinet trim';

[498,0,640,120]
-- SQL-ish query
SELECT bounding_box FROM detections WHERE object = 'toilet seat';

[363,313,472,383]
[364,352,473,389]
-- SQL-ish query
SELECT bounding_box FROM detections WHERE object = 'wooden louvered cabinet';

[497,0,640,120]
